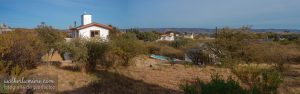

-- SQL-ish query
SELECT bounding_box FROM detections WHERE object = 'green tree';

[214,27,255,65]
[108,25,122,40]
[59,38,88,70]
[126,29,160,41]
[139,31,160,41]
[170,38,196,49]
[109,33,146,65]
[36,23,65,51]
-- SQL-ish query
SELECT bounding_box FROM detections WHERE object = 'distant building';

[158,32,175,41]
[69,12,112,41]
[183,33,194,39]
[0,24,13,34]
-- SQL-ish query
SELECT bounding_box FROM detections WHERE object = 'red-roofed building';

[69,12,111,40]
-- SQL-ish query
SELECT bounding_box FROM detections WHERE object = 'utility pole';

[215,27,218,39]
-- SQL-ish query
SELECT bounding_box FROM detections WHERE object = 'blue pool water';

[150,54,181,62]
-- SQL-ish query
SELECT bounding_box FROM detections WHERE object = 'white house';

[70,13,112,40]
[0,24,13,34]
[158,32,175,41]
[184,33,194,39]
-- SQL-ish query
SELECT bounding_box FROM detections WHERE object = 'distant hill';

[122,28,300,34]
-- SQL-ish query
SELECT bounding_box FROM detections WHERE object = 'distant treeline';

[121,28,300,33]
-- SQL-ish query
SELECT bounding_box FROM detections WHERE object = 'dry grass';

[18,56,299,94]
[118,57,236,90]
[41,51,64,62]
[19,57,233,94]
[117,65,233,90]
[21,61,181,94]
[22,63,97,93]
[280,64,300,94]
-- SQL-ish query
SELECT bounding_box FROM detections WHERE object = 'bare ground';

[280,64,300,94]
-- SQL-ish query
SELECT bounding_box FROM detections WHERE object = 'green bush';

[232,65,263,88]
[126,29,160,42]
[85,40,109,72]
[59,38,88,64]
[186,48,211,65]
[146,42,161,55]
[232,65,283,94]
[260,69,283,94]
[109,33,146,66]
[170,38,195,49]
[61,33,147,71]
[60,38,109,72]
[181,74,249,94]
[36,23,65,50]
[145,42,184,61]
[160,46,184,60]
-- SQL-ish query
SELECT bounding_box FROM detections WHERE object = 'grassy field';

[19,55,300,94]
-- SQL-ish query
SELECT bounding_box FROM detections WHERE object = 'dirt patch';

[118,59,235,90]
[280,64,300,94]
[42,51,64,62]
[22,64,97,93]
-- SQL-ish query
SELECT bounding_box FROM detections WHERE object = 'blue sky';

[0,0,299,29]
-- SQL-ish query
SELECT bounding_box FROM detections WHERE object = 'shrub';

[160,46,184,60]
[181,74,249,94]
[108,25,122,40]
[139,31,160,41]
[232,65,283,94]
[186,48,210,65]
[146,42,162,55]
[108,33,147,65]
[232,65,264,88]
[169,38,195,49]
[126,29,160,42]
[214,27,255,65]
[59,38,88,64]
[36,23,65,50]
[60,38,109,72]
[0,31,45,75]
[242,42,290,72]
[145,42,184,62]
[260,69,283,94]
[85,40,108,72]
[61,33,147,71]
[102,46,124,68]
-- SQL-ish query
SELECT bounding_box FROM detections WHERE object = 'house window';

[90,30,100,37]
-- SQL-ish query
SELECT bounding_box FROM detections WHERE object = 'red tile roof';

[70,22,112,30]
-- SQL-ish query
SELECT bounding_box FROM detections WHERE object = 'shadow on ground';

[59,70,182,94]
[59,66,81,72]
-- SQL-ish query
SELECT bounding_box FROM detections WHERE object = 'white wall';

[78,26,109,40]
[81,14,92,25]
[159,36,174,41]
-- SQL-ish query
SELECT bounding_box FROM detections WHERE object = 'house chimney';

[81,12,92,25]
[74,21,77,27]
